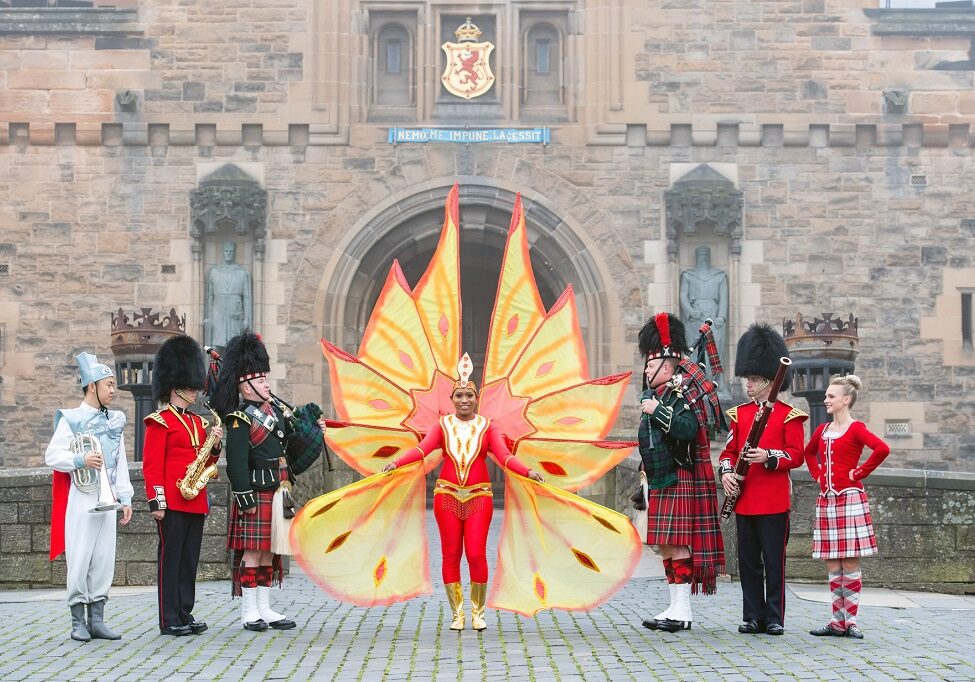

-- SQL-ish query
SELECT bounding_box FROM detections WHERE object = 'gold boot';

[444,582,465,631]
[470,582,488,631]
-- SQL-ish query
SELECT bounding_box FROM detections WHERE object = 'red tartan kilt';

[646,467,696,546]
[228,490,275,551]
[812,489,878,559]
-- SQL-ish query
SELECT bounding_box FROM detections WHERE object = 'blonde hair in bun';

[829,373,861,407]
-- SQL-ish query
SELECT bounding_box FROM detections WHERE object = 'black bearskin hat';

[210,330,269,416]
[735,322,790,381]
[639,312,689,361]
[151,335,206,403]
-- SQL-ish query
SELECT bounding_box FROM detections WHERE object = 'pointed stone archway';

[322,183,616,381]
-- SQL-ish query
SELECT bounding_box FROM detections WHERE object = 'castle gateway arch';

[321,183,620,384]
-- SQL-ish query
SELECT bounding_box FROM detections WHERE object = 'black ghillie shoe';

[656,619,692,633]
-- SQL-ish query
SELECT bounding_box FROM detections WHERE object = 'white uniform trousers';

[65,485,117,607]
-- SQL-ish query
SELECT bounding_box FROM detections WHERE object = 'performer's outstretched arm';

[388,428,443,469]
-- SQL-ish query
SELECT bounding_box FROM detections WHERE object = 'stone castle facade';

[0,0,973,471]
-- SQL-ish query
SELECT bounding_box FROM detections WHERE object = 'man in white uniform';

[46,353,134,642]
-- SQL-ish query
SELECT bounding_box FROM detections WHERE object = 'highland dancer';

[805,374,890,640]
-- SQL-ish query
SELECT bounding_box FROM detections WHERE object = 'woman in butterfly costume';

[382,354,543,630]
[291,185,642,628]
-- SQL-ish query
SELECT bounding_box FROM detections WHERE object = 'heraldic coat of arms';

[441,17,495,99]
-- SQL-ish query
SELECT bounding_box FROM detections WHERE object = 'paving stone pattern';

[1,513,972,682]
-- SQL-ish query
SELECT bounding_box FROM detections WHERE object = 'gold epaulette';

[145,410,168,427]
[782,404,809,423]
[227,410,251,429]
[725,405,740,423]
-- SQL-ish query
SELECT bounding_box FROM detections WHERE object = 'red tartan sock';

[828,569,844,629]
[663,558,675,584]
[240,566,259,590]
[256,565,274,588]
[672,557,693,585]
[844,569,862,625]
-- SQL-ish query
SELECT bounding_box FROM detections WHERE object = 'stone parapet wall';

[0,462,230,589]
[723,467,975,595]
[2,458,974,594]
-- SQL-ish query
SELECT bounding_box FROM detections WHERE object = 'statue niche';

[666,165,742,396]
[205,241,252,350]
[189,164,267,348]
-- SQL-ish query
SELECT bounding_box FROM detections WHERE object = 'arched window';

[523,23,562,108]
[373,23,413,107]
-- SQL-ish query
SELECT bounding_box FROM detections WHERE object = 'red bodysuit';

[394,414,531,583]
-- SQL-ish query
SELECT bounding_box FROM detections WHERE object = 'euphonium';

[69,432,121,513]
[69,433,102,495]
[177,401,222,500]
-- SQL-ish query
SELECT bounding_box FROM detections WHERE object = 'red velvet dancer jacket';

[804,421,890,495]
[718,400,808,515]
[394,415,531,484]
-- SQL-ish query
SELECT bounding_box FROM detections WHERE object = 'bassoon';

[719,356,791,521]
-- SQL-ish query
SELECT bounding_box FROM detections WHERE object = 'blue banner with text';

[387,127,551,145]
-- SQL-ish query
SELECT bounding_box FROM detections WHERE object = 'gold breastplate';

[441,414,489,485]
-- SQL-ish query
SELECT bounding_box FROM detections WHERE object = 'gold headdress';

[452,352,477,394]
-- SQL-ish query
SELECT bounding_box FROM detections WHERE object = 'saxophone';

[177,401,222,500]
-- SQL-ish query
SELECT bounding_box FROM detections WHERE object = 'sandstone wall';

[0,1,974,470]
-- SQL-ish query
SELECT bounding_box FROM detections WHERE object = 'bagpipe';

[204,346,333,472]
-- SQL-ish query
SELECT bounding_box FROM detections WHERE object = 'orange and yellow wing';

[489,475,642,616]
[290,461,431,606]
[483,194,547,385]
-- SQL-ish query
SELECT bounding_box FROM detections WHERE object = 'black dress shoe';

[160,625,192,636]
[267,617,296,630]
[738,619,762,634]
[187,620,208,635]
[641,618,664,630]
[765,623,784,636]
[243,619,269,632]
[656,619,692,633]
[845,625,864,639]
[809,624,845,637]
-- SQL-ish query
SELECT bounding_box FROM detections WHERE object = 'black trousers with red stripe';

[736,511,790,627]
[155,510,205,629]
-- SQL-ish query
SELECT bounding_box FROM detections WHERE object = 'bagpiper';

[638,312,725,633]
[211,330,326,632]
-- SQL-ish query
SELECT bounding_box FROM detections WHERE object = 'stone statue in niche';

[205,241,252,350]
[679,245,728,381]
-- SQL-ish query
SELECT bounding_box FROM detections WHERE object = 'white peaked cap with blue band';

[76,352,114,388]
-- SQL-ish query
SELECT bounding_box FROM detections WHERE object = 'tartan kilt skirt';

[646,466,696,546]
[227,490,275,551]
[812,489,878,559]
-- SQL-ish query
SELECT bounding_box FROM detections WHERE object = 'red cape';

[49,471,70,561]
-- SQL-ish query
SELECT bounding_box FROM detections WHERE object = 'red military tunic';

[143,406,216,515]
[718,401,808,515]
